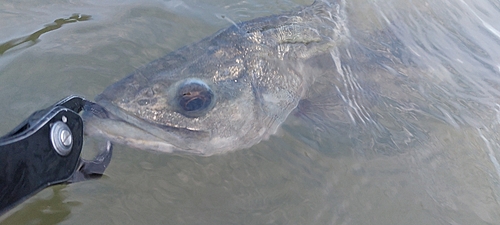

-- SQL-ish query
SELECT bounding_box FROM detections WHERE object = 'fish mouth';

[82,100,207,155]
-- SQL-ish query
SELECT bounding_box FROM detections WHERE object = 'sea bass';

[83,0,350,155]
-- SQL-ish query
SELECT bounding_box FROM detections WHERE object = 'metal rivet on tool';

[60,129,72,147]
[50,121,73,156]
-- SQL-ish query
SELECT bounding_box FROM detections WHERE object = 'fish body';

[84,1,355,155]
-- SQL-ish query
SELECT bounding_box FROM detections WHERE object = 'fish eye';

[176,80,214,116]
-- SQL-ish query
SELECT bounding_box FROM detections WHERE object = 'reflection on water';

[1,186,74,224]
[0,14,91,55]
[1,0,500,224]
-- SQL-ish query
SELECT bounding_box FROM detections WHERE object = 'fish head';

[84,27,306,156]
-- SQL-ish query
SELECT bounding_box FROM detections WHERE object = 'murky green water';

[2,0,500,224]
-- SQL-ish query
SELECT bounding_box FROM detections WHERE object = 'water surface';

[1,0,500,224]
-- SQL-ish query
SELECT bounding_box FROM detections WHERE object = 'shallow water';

[2,0,500,224]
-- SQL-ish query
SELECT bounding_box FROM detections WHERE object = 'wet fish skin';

[84,1,348,155]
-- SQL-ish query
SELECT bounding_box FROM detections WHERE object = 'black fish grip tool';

[0,95,112,215]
